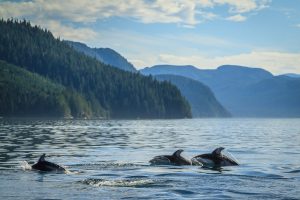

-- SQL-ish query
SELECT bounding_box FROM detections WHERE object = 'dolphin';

[191,147,239,167]
[31,154,67,172]
[149,149,192,166]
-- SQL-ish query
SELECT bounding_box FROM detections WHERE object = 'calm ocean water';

[0,118,299,199]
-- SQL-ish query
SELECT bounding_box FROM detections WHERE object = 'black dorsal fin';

[38,154,46,162]
[173,149,184,157]
[212,147,225,156]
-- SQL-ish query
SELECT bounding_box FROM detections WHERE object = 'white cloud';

[214,0,257,13]
[0,1,99,42]
[226,14,247,22]
[0,0,199,25]
[157,51,300,74]
[38,20,98,43]
[0,0,271,27]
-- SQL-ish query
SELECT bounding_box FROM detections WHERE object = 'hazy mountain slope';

[234,75,300,117]
[142,65,202,79]
[0,19,191,119]
[283,73,300,78]
[141,64,273,91]
[140,64,300,117]
[208,65,274,115]
[66,41,136,72]
[155,74,231,117]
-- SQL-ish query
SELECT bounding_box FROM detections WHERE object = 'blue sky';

[0,0,299,74]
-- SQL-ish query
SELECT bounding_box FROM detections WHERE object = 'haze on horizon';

[0,0,299,75]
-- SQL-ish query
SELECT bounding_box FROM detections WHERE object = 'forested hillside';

[0,19,191,119]
[0,60,96,118]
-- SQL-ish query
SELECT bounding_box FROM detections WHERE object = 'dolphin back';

[212,147,225,156]
[32,154,66,172]
[149,149,191,166]
[38,154,46,162]
[221,151,239,166]
[149,155,171,165]
[172,149,184,157]
[192,147,239,167]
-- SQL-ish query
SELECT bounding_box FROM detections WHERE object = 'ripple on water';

[172,189,196,195]
[286,169,300,174]
[236,170,287,179]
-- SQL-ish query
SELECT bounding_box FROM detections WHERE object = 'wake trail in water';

[70,162,145,170]
[20,161,32,171]
[80,178,156,187]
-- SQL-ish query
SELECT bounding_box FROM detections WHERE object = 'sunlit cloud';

[213,0,270,13]
[157,51,300,74]
[36,20,98,42]
[226,14,247,22]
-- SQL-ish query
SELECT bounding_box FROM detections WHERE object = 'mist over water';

[0,118,300,199]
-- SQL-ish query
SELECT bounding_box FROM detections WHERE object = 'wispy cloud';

[0,0,198,25]
[226,14,247,22]
[157,51,300,74]
[36,20,98,42]
[214,0,271,13]
[87,29,240,68]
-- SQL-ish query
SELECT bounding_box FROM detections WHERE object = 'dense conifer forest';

[0,60,95,118]
[0,19,191,119]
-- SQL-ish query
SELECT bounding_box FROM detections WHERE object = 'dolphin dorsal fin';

[173,149,184,157]
[212,147,225,156]
[38,154,46,162]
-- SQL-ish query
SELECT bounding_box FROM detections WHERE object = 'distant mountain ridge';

[141,64,300,117]
[66,41,136,72]
[142,64,273,89]
[283,73,300,78]
[154,74,231,117]
[236,75,300,117]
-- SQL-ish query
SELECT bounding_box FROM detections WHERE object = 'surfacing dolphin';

[149,149,192,166]
[31,154,67,172]
[191,147,239,167]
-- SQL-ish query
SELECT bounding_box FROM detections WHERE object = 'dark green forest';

[0,60,95,118]
[0,19,191,119]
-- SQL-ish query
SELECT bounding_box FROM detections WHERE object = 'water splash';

[71,162,141,170]
[61,166,75,174]
[80,178,155,187]
[20,161,32,171]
